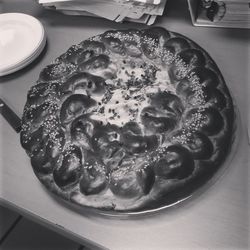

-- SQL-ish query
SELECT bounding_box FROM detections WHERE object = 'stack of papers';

[38,0,168,25]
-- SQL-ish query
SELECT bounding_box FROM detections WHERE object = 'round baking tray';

[22,28,241,218]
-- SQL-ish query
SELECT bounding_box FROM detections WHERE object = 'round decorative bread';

[20,27,235,213]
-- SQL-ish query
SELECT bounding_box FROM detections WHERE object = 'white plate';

[0,13,46,76]
[0,33,46,76]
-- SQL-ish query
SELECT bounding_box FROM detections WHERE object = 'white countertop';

[0,0,249,249]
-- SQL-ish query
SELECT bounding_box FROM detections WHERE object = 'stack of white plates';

[0,13,46,76]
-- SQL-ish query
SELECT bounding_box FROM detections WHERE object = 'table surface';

[0,0,249,249]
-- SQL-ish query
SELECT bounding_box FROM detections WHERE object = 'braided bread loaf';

[21,27,235,213]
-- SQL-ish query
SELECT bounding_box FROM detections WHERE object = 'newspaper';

[38,0,168,24]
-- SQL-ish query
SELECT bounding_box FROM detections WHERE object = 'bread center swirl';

[90,62,173,127]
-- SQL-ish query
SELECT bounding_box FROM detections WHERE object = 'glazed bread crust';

[21,27,235,212]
